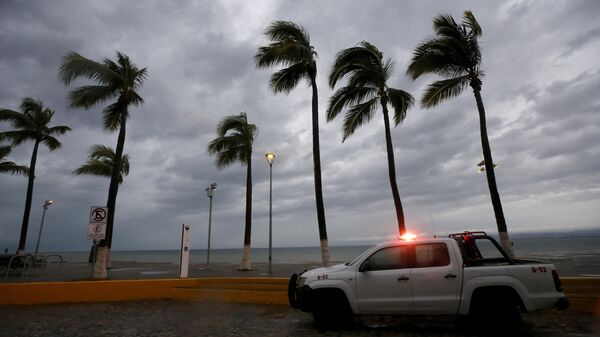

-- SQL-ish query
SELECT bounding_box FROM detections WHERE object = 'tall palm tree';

[327,41,414,235]
[0,145,29,176]
[406,11,513,257]
[208,112,257,271]
[60,51,147,278]
[255,21,331,266]
[0,98,71,254]
[73,145,130,183]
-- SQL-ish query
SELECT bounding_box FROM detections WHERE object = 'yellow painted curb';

[0,278,288,306]
[1,277,599,315]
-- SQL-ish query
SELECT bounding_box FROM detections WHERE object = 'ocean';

[51,236,600,276]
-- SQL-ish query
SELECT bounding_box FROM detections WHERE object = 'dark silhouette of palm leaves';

[208,112,257,168]
[327,41,414,141]
[406,11,483,108]
[0,146,29,176]
[74,145,130,184]
[59,51,147,131]
[255,21,317,93]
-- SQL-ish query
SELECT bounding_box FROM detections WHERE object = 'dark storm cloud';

[1,0,599,253]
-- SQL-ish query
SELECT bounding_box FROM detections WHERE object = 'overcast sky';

[0,0,599,253]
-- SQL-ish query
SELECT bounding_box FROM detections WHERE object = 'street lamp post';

[34,200,53,256]
[206,183,217,266]
[265,152,275,274]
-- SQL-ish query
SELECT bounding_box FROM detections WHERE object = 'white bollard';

[179,224,191,278]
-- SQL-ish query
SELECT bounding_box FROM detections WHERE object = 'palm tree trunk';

[239,151,253,271]
[380,96,406,235]
[16,139,40,254]
[471,82,514,258]
[93,113,126,278]
[310,73,330,266]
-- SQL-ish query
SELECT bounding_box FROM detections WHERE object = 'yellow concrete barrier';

[0,278,288,306]
[561,277,600,315]
[0,276,599,315]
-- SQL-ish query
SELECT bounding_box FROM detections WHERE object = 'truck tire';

[312,291,353,330]
[288,273,299,308]
[469,293,521,336]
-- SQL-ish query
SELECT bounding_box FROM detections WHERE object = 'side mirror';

[359,260,372,272]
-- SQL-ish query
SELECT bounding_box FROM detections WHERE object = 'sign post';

[88,206,108,276]
[179,224,191,278]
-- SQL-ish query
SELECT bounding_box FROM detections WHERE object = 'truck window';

[415,243,450,268]
[366,245,411,271]
[474,238,505,260]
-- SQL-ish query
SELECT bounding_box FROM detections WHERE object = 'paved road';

[0,301,597,337]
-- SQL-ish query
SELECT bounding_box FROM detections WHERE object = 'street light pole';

[34,200,53,256]
[265,152,275,274]
[206,183,217,266]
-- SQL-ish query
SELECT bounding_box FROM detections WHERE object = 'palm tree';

[0,145,29,176]
[60,51,147,278]
[327,41,414,235]
[208,112,257,271]
[255,21,331,266]
[406,11,513,257]
[0,98,71,254]
[73,145,130,183]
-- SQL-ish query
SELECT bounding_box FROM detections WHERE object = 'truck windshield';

[475,238,505,260]
[345,245,377,266]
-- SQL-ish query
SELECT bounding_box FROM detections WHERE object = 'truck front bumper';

[295,285,314,312]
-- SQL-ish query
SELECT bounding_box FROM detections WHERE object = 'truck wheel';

[470,297,521,336]
[312,292,353,330]
[288,273,298,308]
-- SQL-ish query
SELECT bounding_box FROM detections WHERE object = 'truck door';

[410,242,461,314]
[355,244,413,314]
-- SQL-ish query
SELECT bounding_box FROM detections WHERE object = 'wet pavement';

[0,301,597,337]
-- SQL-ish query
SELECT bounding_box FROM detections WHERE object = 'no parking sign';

[88,206,108,240]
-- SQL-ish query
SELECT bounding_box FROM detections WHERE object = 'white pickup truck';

[288,231,568,333]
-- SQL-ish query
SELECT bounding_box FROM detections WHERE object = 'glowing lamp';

[399,232,417,241]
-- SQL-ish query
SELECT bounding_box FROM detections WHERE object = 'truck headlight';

[297,276,306,287]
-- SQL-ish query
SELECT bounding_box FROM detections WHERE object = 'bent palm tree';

[255,21,331,266]
[73,145,130,183]
[406,11,513,257]
[0,98,71,254]
[60,51,147,278]
[327,41,414,235]
[208,112,257,271]
[0,146,29,176]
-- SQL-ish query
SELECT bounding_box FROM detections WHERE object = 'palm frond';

[0,162,29,176]
[19,97,44,114]
[387,88,415,125]
[463,10,482,37]
[59,51,119,85]
[74,144,129,183]
[268,63,307,94]
[421,75,470,108]
[406,39,468,80]
[102,101,128,131]
[264,21,310,45]
[42,136,62,151]
[341,97,379,142]
[0,130,36,145]
[255,41,313,69]
[208,112,256,169]
[46,125,72,136]
[326,86,377,121]
[68,85,117,109]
